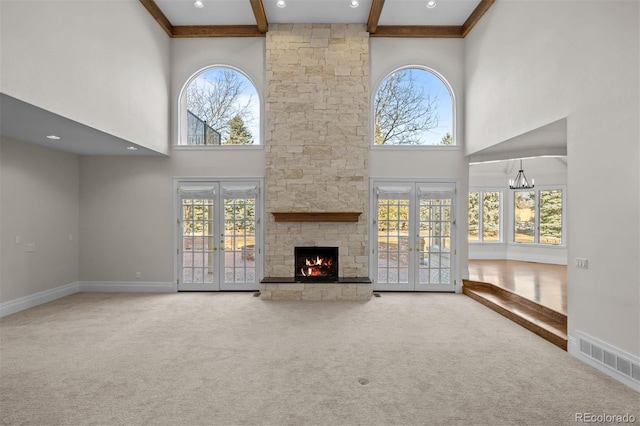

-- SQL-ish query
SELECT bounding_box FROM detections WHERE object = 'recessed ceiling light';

[426,0,437,8]
[276,0,286,8]
[126,146,138,151]
[194,0,204,9]
[46,135,60,140]
[350,0,359,8]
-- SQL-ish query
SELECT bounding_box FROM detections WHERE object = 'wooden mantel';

[272,212,362,222]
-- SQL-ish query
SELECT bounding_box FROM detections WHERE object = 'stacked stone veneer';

[264,24,369,280]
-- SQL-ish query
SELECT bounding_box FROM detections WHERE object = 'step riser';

[464,288,568,351]
[464,280,567,327]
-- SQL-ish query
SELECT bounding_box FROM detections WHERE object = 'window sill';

[469,241,505,245]
[371,144,460,151]
[509,242,566,249]
[172,144,263,151]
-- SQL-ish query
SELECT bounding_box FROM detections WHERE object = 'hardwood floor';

[465,259,568,350]
[468,259,567,314]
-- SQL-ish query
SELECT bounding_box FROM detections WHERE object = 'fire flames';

[301,256,333,277]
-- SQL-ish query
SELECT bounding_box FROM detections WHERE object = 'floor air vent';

[577,332,640,387]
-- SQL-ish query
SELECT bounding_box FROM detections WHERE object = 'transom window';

[374,67,454,146]
[179,66,260,146]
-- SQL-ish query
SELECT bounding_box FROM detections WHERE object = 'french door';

[176,181,261,291]
[372,181,456,292]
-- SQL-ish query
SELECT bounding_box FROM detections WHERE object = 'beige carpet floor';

[0,292,638,425]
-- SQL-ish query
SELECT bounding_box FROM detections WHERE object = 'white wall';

[78,38,266,284]
[78,36,475,286]
[0,138,79,303]
[370,38,467,178]
[370,37,470,281]
[171,37,266,148]
[78,151,266,284]
[465,1,640,356]
[0,0,171,154]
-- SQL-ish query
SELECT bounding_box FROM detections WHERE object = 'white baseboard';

[0,281,177,317]
[79,281,177,293]
[569,333,640,392]
[469,252,507,260]
[507,253,567,265]
[0,282,80,318]
[470,253,567,265]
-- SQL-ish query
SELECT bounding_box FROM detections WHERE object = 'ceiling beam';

[461,0,495,37]
[367,0,385,34]
[369,25,463,38]
[139,0,173,37]
[139,0,494,39]
[172,25,266,38]
[249,0,269,33]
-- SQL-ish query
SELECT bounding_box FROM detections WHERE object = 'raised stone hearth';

[260,278,372,301]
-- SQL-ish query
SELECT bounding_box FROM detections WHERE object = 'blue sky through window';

[190,67,260,145]
[376,67,454,145]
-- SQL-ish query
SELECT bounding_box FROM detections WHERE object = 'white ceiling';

[468,119,568,164]
[156,0,482,27]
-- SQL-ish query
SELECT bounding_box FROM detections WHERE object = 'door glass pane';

[540,189,562,245]
[418,198,452,285]
[482,191,500,241]
[377,198,410,284]
[181,198,215,284]
[514,191,536,243]
[224,197,256,284]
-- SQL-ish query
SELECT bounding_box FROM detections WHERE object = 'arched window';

[374,67,455,146]
[179,66,260,146]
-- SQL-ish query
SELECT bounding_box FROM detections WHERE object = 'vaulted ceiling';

[3,0,564,160]
[141,0,495,38]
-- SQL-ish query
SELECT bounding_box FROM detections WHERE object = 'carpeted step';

[463,279,568,351]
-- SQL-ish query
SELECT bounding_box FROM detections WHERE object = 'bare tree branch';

[374,69,440,145]
[186,68,253,141]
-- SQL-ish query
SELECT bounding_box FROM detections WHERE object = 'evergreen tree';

[440,132,453,145]
[225,115,254,145]
[482,192,500,240]
[540,189,563,244]
[468,192,479,240]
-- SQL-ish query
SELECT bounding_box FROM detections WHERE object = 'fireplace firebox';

[295,247,338,282]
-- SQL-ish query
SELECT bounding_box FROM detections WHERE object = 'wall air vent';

[575,331,640,391]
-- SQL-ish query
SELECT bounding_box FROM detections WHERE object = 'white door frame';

[174,178,263,291]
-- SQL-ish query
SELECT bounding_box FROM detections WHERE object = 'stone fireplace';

[261,24,371,300]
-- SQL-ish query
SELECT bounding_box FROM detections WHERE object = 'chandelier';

[509,159,535,189]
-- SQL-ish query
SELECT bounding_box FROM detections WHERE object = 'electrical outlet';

[27,243,35,252]
[136,272,141,279]
[15,236,21,244]
[575,257,588,269]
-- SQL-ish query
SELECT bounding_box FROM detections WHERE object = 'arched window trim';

[371,64,457,149]
[176,64,263,149]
